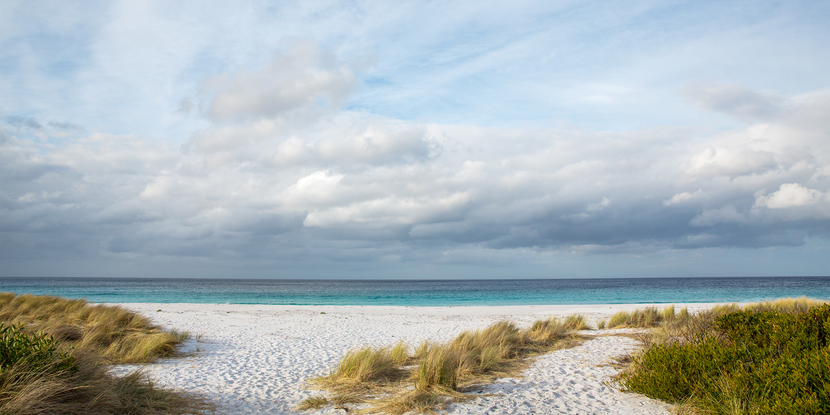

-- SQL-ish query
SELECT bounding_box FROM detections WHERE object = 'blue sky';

[1,0,829,278]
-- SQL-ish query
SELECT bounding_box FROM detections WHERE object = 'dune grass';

[615,297,830,414]
[0,293,210,414]
[605,306,676,329]
[300,316,587,414]
[0,293,187,364]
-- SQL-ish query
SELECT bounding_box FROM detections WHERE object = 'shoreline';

[113,303,718,414]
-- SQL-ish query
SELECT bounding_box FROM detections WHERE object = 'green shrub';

[0,323,77,374]
[618,305,830,414]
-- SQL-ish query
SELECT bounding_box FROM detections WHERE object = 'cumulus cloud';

[663,190,707,206]
[687,146,777,178]
[755,183,824,209]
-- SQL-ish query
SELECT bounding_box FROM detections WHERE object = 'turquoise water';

[1,277,829,306]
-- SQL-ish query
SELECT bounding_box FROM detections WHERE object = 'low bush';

[0,323,76,375]
[618,303,830,414]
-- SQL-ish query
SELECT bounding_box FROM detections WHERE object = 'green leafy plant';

[617,304,830,414]
[0,323,77,374]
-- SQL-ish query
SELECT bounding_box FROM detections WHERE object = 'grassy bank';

[299,315,589,414]
[0,293,210,414]
[615,297,830,414]
[0,293,187,363]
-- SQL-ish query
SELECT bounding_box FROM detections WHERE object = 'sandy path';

[113,303,708,414]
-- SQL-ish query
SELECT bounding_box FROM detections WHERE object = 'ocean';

[1,276,829,306]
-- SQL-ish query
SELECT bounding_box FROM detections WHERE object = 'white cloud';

[687,146,777,178]
[304,192,471,227]
[282,170,345,207]
[139,177,172,199]
[663,189,707,206]
[586,197,610,212]
[755,183,824,209]
[315,116,431,164]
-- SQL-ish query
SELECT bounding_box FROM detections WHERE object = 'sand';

[113,303,720,414]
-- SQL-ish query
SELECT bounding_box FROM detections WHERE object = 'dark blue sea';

[1,277,829,306]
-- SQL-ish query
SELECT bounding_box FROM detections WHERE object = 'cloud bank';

[2,43,828,278]
[2,1,829,278]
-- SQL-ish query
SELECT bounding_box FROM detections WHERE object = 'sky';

[1,0,829,279]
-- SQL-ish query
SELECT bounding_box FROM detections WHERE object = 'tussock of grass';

[390,340,409,366]
[1,350,211,414]
[321,346,405,389]
[562,314,590,331]
[615,297,830,414]
[606,306,663,328]
[367,389,457,415]
[302,316,588,414]
[414,340,430,359]
[0,293,187,363]
[0,293,208,414]
[296,395,328,410]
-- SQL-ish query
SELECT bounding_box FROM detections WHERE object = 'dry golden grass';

[0,350,212,415]
[0,293,187,363]
[562,314,590,331]
[302,316,588,414]
[743,296,826,313]
[390,340,410,366]
[606,307,662,328]
[323,346,406,387]
[295,395,329,410]
[367,389,459,415]
[0,293,209,415]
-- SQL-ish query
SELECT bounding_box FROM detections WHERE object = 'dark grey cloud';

[47,121,85,132]
[4,116,42,130]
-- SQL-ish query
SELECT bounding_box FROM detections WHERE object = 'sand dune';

[113,303,718,414]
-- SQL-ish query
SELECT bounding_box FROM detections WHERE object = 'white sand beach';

[113,303,722,414]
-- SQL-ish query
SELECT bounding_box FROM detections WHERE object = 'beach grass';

[615,297,830,414]
[0,293,210,414]
[301,316,588,414]
[0,292,187,363]
[562,313,590,331]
